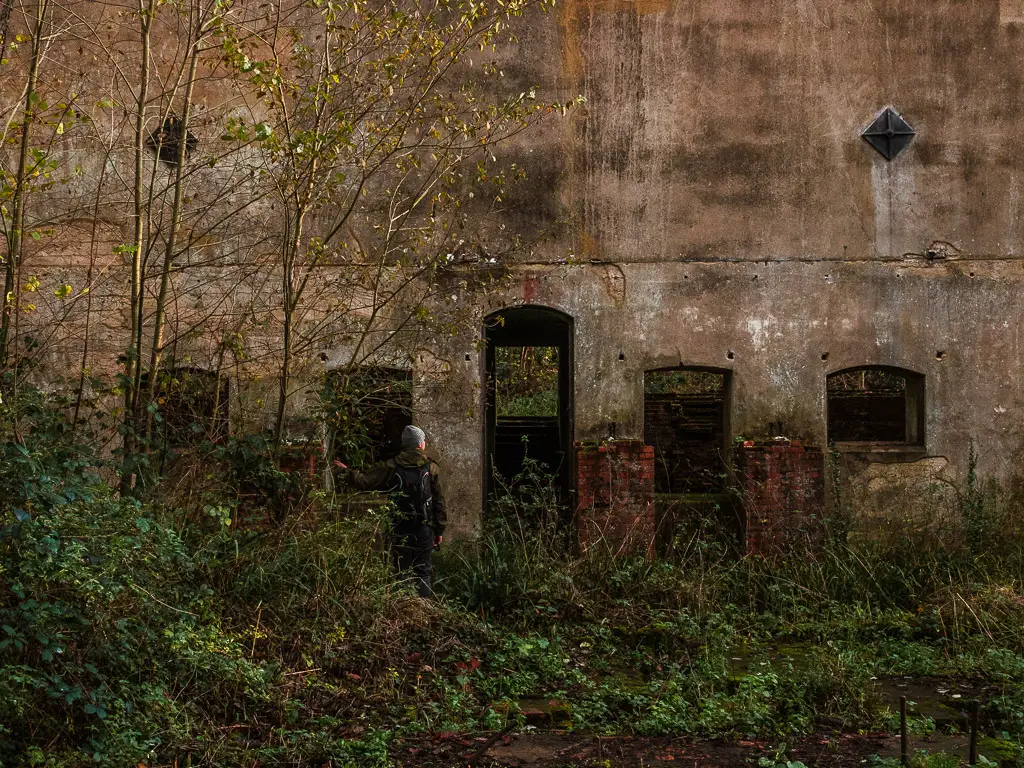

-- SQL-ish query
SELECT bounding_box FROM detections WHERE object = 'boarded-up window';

[644,369,728,493]
[827,367,924,444]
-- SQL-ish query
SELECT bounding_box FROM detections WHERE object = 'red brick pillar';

[734,439,825,554]
[575,440,655,556]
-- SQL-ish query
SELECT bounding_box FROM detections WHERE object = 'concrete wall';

[13,0,1024,537]
[415,0,1024,537]
[430,259,1024,537]
[515,0,1024,264]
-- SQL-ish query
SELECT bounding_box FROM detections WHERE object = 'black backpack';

[390,463,434,527]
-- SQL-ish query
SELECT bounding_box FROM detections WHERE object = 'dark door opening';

[644,367,730,494]
[326,367,413,466]
[484,306,574,506]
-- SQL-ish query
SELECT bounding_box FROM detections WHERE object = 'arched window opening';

[826,366,924,445]
[644,367,730,493]
[326,366,412,466]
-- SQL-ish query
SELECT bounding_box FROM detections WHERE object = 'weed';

[4,385,1024,763]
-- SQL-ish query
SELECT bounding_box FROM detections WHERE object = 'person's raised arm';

[334,459,394,492]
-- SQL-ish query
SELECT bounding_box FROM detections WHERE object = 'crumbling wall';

[425,256,1024,539]
[840,453,960,543]
[575,440,655,555]
[734,441,826,554]
[19,0,1024,543]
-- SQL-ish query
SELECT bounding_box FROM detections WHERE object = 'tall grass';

[439,460,1024,648]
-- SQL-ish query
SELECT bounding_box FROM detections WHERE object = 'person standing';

[335,425,446,597]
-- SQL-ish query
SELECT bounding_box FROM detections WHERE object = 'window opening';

[644,368,728,494]
[147,114,198,165]
[826,367,924,444]
[144,367,229,448]
[326,367,412,466]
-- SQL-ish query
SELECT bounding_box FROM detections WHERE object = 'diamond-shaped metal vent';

[862,108,915,160]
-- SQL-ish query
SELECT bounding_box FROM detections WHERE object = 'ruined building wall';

[12,0,1024,540]
[416,0,1024,537]
[429,259,1024,538]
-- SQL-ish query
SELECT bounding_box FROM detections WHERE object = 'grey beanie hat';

[402,425,426,449]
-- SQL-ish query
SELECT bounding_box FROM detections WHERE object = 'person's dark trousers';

[390,521,434,597]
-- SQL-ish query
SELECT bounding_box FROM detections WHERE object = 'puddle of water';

[512,697,573,728]
[726,647,989,730]
[728,641,819,681]
[874,677,985,728]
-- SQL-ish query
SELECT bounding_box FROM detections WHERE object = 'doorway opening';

[644,367,730,493]
[484,306,574,507]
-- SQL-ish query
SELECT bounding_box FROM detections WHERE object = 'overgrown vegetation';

[3,387,1024,766]
[0,0,581,492]
[495,346,560,417]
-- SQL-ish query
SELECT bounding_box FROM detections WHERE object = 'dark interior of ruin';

[826,367,924,444]
[485,307,573,505]
[142,367,230,447]
[328,367,412,466]
[644,368,729,494]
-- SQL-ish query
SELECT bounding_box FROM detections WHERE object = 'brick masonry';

[733,440,825,554]
[643,392,726,493]
[575,438,825,557]
[575,440,656,556]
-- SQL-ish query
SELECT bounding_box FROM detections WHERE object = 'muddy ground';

[393,727,972,767]
[389,668,999,767]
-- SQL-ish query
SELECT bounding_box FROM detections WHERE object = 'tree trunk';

[121,0,155,495]
[0,0,50,370]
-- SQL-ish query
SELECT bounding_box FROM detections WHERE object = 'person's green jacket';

[347,448,447,535]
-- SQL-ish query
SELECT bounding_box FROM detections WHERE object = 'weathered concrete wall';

[430,258,1024,537]
[411,0,1024,538]
[502,0,1024,264]
[14,0,1024,539]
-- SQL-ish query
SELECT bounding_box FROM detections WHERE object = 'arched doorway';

[484,306,574,506]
